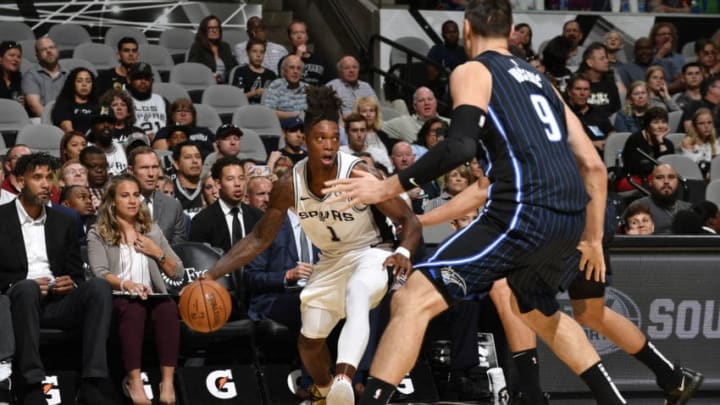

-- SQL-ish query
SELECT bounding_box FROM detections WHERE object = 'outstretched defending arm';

[206,174,294,280]
[323,61,492,207]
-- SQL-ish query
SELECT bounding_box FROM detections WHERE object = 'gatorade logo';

[122,372,154,400]
[42,375,61,405]
[396,373,415,395]
[206,369,237,399]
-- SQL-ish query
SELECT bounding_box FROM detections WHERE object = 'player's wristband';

[394,247,411,259]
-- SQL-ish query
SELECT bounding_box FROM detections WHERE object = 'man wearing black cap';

[87,105,127,176]
[279,116,307,165]
[127,62,168,141]
[202,124,244,174]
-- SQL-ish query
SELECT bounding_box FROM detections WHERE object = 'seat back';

[194,104,223,133]
[104,26,148,47]
[20,39,38,63]
[159,28,195,55]
[666,132,686,151]
[710,154,720,182]
[706,179,720,206]
[59,58,98,76]
[232,105,282,139]
[168,242,225,295]
[603,132,632,168]
[0,99,30,132]
[658,154,704,180]
[170,62,216,91]
[72,43,116,71]
[48,23,92,52]
[668,110,683,133]
[237,128,267,163]
[0,21,34,42]
[152,82,190,104]
[139,44,175,73]
[16,124,64,157]
[201,84,249,115]
[42,101,55,125]
[222,30,249,53]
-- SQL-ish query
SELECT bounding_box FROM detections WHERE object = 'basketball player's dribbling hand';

[383,253,412,282]
[577,241,606,283]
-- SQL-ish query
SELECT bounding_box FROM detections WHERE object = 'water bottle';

[615,148,623,169]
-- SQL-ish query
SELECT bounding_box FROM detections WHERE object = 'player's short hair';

[304,86,341,132]
[464,0,513,39]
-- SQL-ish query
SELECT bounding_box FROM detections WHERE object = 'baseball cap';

[125,131,151,147]
[128,62,153,78]
[280,116,303,131]
[216,124,243,139]
[90,104,115,125]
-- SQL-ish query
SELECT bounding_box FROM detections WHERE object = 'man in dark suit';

[127,146,187,244]
[0,153,118,405]
[189,156,263,253]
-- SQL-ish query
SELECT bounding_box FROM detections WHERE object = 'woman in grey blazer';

[87,174,183,405]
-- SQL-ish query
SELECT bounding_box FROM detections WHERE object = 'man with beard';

[631,163,692,234]
[562,20,585,72]
[79,146,109,211]
[22,37,67,118]
[86,105,127,175]
[127,62,168,140]
[95,37,139,94]
[172,141,204,218]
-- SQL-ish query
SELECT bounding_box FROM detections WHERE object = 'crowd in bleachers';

[1,9,720,405]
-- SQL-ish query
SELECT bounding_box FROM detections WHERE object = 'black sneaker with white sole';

[664,367,703,405]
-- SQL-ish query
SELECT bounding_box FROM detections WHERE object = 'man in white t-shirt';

[87,105,128,176]
[127,62,168,141]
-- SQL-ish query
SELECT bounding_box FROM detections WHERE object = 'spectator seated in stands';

[277,116,307,165]
[172,141,204,218]
[390,141,440,214]
[509,22,535,60]
[280,19,327,86]
[59,130,87,164]
[615,37,674,96]
[693,200,720,234]
[80,145,110,211]
[230,38,277,104]
[423,164,477,213]
[383,86,449,143]
[152,98,215,156]
[263,55,308,120]
[0,41,24,104]
[412,116,448,161]
[22,37,67,118]
[126,62,168,141]
[541,35,573,92]
[234,16,287,76]
[88,174,183,405]
[199,172,218,208]
[623,201,656,235]
[202,124,244,174]
[353,96,395,154]
[682,74,720,134]
[427,20,468,71]
[632,163,692,234]
[680,108,719,178]
[615,81,650,133]
[565,74,616,154]
[190,156,263,253]
[2,144,32,197]
[340,113,393,171]
[694,38,720,77]
[645,66,680,112]
[1,153,120,405]
[128,146,187,244]
[57,160,88,190]
[95,37,139,95]
[327,55,378,115]
[649,22,684,94]
[99,89,144,144]
[52,67,98,134]
[59,184,95,244]
[674,62,703,112]
[604,30,626,68]
[578,43,621,116]
[621,106,675,183]
[86,104,128,176]
[562,20,585,72]
[188,15,238,84]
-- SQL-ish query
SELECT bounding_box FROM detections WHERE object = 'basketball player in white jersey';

[207,86,421,405]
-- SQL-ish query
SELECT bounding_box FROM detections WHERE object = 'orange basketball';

[178,279,232,333]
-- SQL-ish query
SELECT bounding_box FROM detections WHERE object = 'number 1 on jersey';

[326,226,341,242]
[530,94,562,142]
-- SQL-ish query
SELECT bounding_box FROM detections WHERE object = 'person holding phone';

[87,174,184,405]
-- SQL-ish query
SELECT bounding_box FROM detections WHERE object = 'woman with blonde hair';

[615,81,650,133]
[423,164,477,213]
[87,174,184,405]
[644,66,680,112]
[353,96,394,153]
[681,108,719,177]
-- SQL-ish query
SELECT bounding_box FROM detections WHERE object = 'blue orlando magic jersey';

[475,51,589,213]
[292,152,386,257]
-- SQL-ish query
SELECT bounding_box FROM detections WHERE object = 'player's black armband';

[398,105,486,191]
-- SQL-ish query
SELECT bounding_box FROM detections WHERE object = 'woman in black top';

[188,15,238,84]
[51,67,98,133]
[0,41,24,104]
[622,106,675,180]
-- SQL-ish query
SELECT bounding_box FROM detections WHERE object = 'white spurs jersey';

[293,152,387,257]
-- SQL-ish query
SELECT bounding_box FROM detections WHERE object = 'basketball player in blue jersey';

[419,180,703,404]
[323,0,628,403]
[206,86,421,405]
